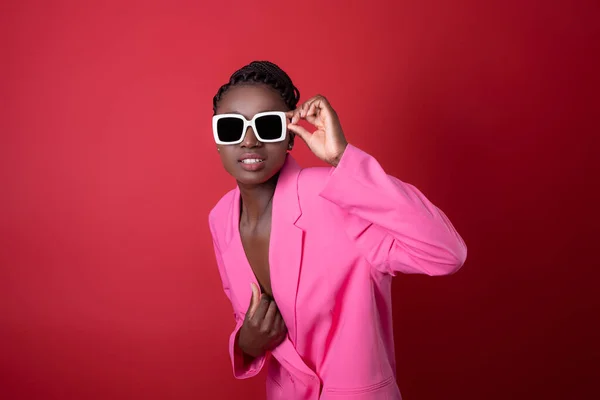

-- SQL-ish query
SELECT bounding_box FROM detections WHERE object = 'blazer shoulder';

[297,165,333,198]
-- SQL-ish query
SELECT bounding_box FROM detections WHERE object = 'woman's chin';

[234,169,277,186]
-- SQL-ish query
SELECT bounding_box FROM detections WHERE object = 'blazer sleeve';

[210,225,266,379]
[319,144,467,276]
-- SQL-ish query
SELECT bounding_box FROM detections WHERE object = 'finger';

[293,109,304,124]
[278,312,287,333]
[285,109,300,124]
[271,312,285,335]
[308,96,332,113]
[292,110,300,125]
[287,123,312,144]
[246,282,261,319]
[267,332,286,351]
[261,301,278,332]
[267,325,287,350]
[251,294,271,322]
[305,102,322,125]
[300,99,315,118]
[273,325,287,345]
[312,95,330,108]
[277,328,288,342]
[300,95,329,117]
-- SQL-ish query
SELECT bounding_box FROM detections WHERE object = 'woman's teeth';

[241,159,263,164]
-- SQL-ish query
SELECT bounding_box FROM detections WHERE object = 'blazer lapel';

[269,155,320,390]
[269,154,304,344]
[219,189,256,314]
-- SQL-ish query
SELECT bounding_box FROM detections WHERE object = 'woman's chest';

[240,226,273,296]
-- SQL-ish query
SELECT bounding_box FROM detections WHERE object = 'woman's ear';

[288,133,295,150]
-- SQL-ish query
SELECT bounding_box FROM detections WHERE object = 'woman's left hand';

[286,95,348,167]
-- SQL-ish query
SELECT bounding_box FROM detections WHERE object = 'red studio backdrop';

[1,1,598,399]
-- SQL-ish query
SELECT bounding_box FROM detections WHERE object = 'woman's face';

[214,84,292,186]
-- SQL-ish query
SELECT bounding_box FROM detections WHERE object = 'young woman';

[208,61,467,399]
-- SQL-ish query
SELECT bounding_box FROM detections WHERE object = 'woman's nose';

[241,127,260,148]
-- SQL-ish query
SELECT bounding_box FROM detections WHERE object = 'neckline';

[232,186,275,297]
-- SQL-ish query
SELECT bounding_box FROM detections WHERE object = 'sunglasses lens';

[216,117,244,143]
[255,115,283,141]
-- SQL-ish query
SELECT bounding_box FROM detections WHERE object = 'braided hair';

[212,61,300,115]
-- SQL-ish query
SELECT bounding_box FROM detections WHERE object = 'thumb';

[287,123,311,145]
[247,282,260,318]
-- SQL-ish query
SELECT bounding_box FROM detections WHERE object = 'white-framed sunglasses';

[212,111,288,145]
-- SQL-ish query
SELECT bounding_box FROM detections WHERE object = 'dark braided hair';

[212,61,300,115]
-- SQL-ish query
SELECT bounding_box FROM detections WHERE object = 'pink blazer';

[209,144,467,399]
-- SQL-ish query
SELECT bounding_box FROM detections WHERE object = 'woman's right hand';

[238,283,287,358]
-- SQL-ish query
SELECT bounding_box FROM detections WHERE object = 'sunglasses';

[212,111,288,145]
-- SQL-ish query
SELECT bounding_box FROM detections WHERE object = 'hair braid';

[212,61,300,114]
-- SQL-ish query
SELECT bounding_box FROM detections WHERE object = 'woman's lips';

[238,153,265,171]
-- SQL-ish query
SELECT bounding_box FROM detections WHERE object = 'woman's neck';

[238,173,279,226]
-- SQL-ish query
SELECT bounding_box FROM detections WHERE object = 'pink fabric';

[209,144,467,399]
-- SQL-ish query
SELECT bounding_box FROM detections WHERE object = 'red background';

[2,1,598,399]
